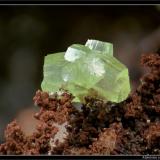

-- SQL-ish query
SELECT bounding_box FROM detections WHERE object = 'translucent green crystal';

[85,39,113,56]
[41,52,68,92]
[41,39,131,103]
[64,44,91,62]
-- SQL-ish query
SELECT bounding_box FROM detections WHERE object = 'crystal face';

[85,39,113,56]
[41,39,131,103]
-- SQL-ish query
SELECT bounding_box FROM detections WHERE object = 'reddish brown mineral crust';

[0,120,26,155]
[0,90,74,155]
[1,53,160,155]
[90,123,123,155]
[144,122,160,148]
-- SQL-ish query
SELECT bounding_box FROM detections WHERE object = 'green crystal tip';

[41,39,131,103]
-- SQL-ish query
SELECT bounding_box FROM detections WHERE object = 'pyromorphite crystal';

[41,39,131,103]
[41,52,68,92]
[85,39,113,56]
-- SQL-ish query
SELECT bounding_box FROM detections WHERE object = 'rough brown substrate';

[0,53,160,155]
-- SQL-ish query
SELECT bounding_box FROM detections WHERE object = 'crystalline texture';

[85,39,113,56]
[41,52,68,92]
[64,44,91,62]
[41,39,131,103]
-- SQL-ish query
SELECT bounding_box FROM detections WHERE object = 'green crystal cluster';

[41,39,131,103]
